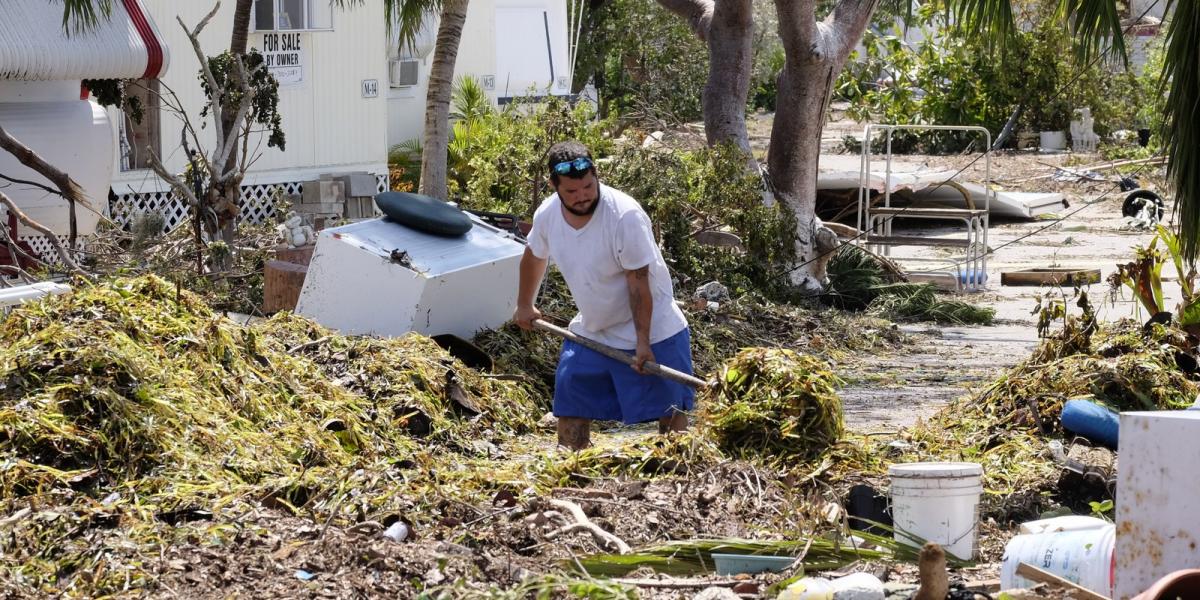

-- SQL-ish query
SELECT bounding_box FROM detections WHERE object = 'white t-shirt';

[527,183,688,349]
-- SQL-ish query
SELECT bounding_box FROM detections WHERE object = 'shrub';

[446,98,613,215]
[838,12,1144,152]
[603,144,796,298]
[572,0,709,124]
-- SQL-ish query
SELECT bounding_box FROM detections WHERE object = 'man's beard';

[562,190,600,216]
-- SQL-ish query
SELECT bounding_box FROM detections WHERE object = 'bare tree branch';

[146,149,201,209]
[0,173,67,200]
[177,3,225,146]
[655,0,714,41]
[0,123,95,248]
[0,190,93,281]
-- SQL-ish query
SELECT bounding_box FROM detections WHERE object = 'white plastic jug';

[778,577,834,600]
[1000,524,1116,598]
[1018,515,1109,535]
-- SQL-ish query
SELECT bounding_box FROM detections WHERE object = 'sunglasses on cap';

[551,157,593,175]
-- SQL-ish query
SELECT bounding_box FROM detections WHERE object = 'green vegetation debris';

[825,245,995,325]
[701,348,844,464]
[0,275,540,595]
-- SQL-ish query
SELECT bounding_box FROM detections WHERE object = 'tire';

[1122,189,1164,221]
[374,191,473,237]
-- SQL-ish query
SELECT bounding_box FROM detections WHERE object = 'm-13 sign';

[261,32,303,85]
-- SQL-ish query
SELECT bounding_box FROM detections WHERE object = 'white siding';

[386,0,571,148]
[112,1,388,193]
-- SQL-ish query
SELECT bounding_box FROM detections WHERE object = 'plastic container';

[778,577,834,600]
[1000,524,1116,599]
[830,573,884,600]
[888,462,983,560]
[1060,399,1119,449]
[1018,515,1109,535]
[778,574,884,600]
[711,553,794,575]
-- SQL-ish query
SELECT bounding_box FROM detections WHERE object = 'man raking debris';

[514,141,698,450]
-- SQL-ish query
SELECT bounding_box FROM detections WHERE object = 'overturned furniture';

[857,124,992,292]
[295,194,526,339]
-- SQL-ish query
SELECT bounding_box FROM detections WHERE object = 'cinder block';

[295,202,344,215]
[331,172,378,198]
[301,180,344,205]
[345,197,375,220]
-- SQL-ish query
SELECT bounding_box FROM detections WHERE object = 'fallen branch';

[0,507,31,529]
[0,125,92,248]
[1016,562,1109,600]
[0,190,93,281]
[1007,155,1168,184]
[545,498,631,554]
[551,487,616,500]
[287,336,330,354]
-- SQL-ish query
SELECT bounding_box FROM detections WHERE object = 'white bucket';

[1039,130,1068,151]
[888,462,983,560]
[1000,525,1115,598]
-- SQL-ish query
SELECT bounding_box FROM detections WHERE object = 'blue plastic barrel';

[1060,399,1119,449]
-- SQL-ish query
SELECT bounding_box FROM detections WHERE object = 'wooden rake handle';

[532,319,709,390]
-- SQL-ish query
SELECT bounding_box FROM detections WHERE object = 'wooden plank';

[1015,562,1109,600]
[262,260,308,314]
[274,244,316,266]
[1000,267,1102,287]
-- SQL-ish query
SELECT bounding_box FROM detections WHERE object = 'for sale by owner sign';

[260,32,303,85]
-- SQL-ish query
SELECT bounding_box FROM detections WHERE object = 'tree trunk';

[230,0,254,54]
[702,0,753,154]
[768,0,880,290]
[212,0,255,269]
[419,0,470,201]
[767,56,840,290]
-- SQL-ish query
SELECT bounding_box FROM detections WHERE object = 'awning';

[0,0,168,81]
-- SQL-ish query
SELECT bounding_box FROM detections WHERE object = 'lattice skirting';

[9,173,389,265]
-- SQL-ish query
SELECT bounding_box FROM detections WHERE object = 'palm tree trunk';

[420,0,470,200]
[230,0,254,54]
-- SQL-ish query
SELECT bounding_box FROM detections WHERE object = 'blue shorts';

[553,328,696,424]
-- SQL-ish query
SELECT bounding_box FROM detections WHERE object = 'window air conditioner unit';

[389,59,420,87]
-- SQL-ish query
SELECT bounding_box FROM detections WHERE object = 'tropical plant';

[450,75,493,123]
[1112,225,1200,331]
[442,98,612,214]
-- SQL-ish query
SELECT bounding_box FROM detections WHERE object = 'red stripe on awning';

[123,0,163,79]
